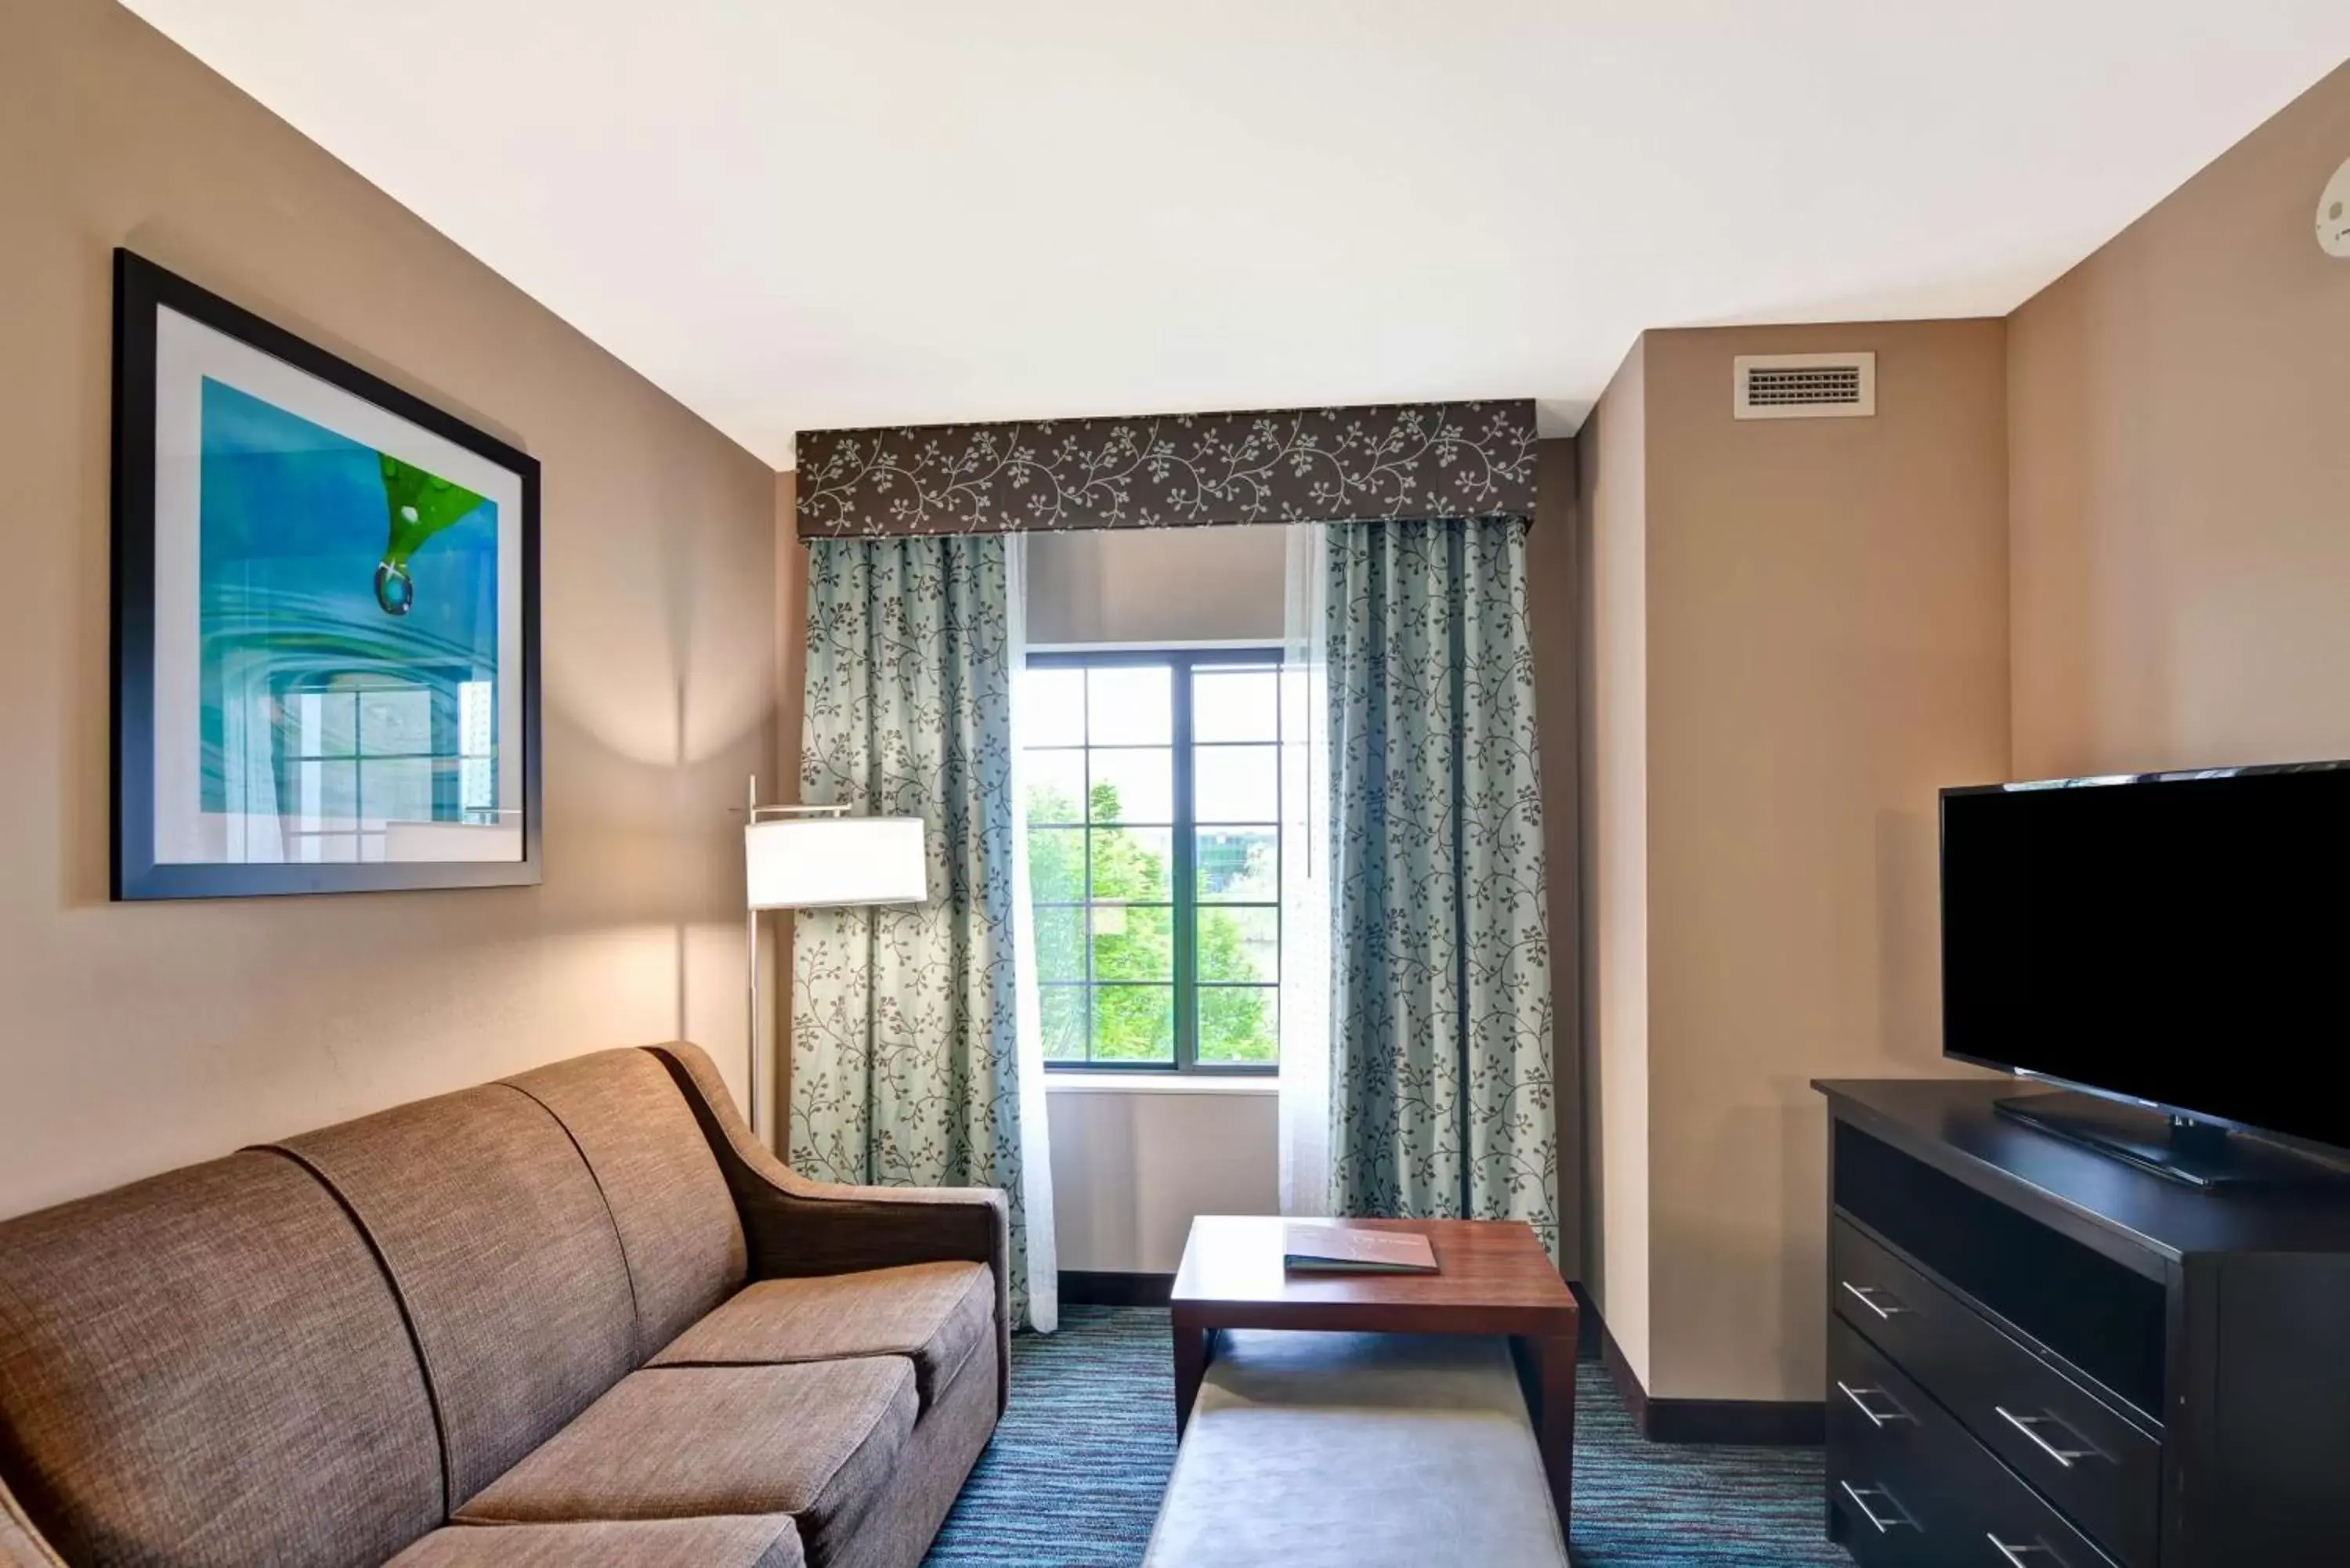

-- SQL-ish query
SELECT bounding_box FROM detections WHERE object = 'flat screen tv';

[1941,760,2350,1185]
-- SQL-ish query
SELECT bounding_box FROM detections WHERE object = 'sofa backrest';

[503,1049,747,1360]
[0,1047,750,1560]
[0,1152,444,1568]
[262,1047,749,1511]
[268,1082,642,1510]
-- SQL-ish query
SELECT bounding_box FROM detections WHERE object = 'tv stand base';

[1994,1091,2350,1188]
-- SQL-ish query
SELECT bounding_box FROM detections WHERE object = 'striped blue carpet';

[924,1306,1850,1566]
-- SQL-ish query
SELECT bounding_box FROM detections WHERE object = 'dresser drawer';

[1831,1317,2118,1568]
[1828,1317,1940,1567]
[1832,1218,2160,1568]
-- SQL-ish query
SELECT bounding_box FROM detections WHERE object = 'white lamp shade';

[746,815,928,909]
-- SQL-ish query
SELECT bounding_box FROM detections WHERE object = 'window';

[1023,649,1282,1071]
[280,674,499,862]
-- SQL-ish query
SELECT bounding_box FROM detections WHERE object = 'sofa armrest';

[651,1042,1012,1411]
[738,1181,1007,1281]
[0,1475,67,1568]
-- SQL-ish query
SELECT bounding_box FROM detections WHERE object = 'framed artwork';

[111,251,541,899]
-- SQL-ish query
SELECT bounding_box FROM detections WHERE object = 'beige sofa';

[0,1043,1007,1568]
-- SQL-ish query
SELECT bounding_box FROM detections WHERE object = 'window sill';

[1043,1073,1280,1096]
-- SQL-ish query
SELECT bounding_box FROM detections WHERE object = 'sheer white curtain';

[1003,534,1061,1332]
[1277,523,1334,1216]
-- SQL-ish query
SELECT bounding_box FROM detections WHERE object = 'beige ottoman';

[1143,1330,1572,1568]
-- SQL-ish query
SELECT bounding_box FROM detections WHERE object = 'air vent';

[1734,352,1876,420]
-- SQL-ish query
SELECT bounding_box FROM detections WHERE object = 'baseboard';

[1567,1280,1603,1361]
[1585,1293,1655,1431]
[1579,1287,1824,1446]
[1069,1273,1606,1344]
[1060,1270,1174,1307]
[1058,1270,1825,1442]
[1643,1394,1824,1445]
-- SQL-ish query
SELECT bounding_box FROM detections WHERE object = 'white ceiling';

[126,2,2350,468]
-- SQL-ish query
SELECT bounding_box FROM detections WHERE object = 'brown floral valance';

[794,399,1536,538]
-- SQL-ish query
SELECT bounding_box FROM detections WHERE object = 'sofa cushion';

[388,1516,802,1568]
[455,1360,916,1558]
[269,1084,637,1508]
[650,1262,991,1410]
[504,1049,748,1359]
[0,1152,443,1568]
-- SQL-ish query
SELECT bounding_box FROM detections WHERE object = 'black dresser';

[1815,1079,2350,1568]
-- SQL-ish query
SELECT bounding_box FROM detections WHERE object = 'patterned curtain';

[792,535,1050,1328]
[1324,518,1559,1259]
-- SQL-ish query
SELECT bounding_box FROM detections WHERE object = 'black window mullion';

[1271,652,1283,1037]
[1080,667,1096,1066]
[1171,652,1198,1072]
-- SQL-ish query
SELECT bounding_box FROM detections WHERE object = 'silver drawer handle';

[1839,1480,1913,1534]
[1997,1406,2102,1469]
[1836,1380,1916,1429]
[1840,1281,1911,1320]
[1988,1533,2069,1567]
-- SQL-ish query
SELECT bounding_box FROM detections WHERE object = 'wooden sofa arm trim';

[0,1476,67,1568]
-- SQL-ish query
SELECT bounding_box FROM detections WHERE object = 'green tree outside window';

[1027,778,1277,1064]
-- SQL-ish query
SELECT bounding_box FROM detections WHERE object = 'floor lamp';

[743,779,929,1148]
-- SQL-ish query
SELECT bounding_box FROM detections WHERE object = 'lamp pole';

[746,775,762,1147]
[745,780,859,1151]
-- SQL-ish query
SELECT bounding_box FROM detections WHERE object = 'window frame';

[276,670,498,864]
[1025,645,1282,1077]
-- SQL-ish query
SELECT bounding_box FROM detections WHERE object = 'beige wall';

[776,474,807,802]
[1528,439,1584,1281]
[1575,341,1653,1382]
[1047,1084,1280,1273]
[2009,60,2350,779]
[1583,322,2012,1402]
[1578,59,2350,1407]
[770,472,808,1132]
[0,0,779,1219]
[1025,526,1287,645]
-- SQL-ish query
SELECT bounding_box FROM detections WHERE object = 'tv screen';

[1941,762,2350,1154]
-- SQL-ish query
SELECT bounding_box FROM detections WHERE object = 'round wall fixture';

[2320,157,2350,258]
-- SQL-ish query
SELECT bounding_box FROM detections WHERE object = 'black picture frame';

[111,250,543,899]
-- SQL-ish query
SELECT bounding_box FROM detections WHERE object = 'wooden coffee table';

[1169,1215,1579,1525]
